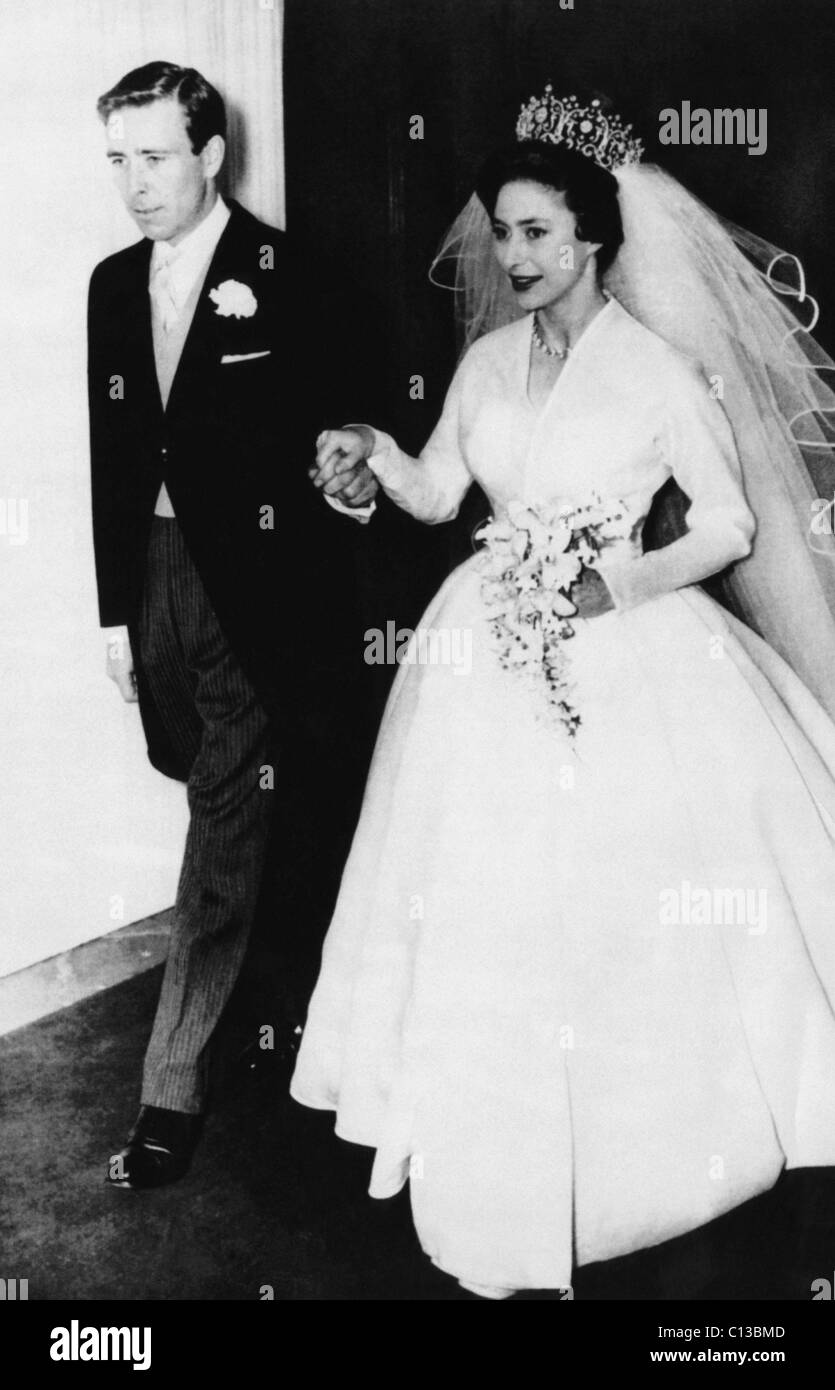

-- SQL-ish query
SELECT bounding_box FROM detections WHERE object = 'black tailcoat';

[88,200,379,779]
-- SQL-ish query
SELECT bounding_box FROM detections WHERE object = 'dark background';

[284,0,835,466]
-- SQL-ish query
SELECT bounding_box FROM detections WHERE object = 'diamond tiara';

[516,87,644,172]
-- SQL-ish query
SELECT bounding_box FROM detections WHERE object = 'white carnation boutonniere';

[209,279,258,318]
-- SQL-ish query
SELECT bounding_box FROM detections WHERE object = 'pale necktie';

[149,242,181,333]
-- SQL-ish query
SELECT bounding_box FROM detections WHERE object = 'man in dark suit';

[89,61,378,1188]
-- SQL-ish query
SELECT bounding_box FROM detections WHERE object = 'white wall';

[0,0,284,977]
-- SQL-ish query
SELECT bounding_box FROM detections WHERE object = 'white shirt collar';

[149,194,231,305]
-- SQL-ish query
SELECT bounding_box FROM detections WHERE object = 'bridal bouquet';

[474,496,629,739]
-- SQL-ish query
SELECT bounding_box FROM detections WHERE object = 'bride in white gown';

[291,90,835,1298]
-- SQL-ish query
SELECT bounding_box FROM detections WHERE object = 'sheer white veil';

[429,157,835,719]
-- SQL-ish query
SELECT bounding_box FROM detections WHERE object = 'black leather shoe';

[105,1105,203,1190]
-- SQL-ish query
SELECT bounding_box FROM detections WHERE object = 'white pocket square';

[220,350,272,364]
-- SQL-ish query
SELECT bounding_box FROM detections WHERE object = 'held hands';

[570,567,615,619]
[306,433,613,608]
[106,631,138,703]
[309,428,379,508]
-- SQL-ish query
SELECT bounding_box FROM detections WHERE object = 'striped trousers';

[138,518,273,1113]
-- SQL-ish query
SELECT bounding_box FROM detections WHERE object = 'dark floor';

[1,959,833,1301]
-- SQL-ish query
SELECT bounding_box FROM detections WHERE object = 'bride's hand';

[309,427,378,507]
[570,568,615,619]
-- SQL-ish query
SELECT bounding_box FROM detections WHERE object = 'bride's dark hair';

[475,141,624,275]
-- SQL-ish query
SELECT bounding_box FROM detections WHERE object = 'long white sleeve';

[597,360,756,611]
[366,362,473,524]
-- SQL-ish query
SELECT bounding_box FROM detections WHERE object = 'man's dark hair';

[475,140,624,276]
[96,61,226,154]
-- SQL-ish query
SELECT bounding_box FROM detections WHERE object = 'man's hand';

[309,428,378,508]
[570,568,615,619]
[106,630,138,703]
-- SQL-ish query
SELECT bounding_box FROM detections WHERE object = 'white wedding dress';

[290,298,835,1294]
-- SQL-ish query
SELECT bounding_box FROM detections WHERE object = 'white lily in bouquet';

[475,495,630,738]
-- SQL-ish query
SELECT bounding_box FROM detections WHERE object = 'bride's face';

[491,180,600,310]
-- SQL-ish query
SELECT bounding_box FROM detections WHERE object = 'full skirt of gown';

[291,556,835,1292]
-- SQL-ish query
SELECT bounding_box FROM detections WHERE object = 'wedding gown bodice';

[367,298,755,609]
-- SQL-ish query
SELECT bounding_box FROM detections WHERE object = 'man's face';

[105,97,223,244]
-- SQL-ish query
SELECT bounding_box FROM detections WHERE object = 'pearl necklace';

[532,313,569,360]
